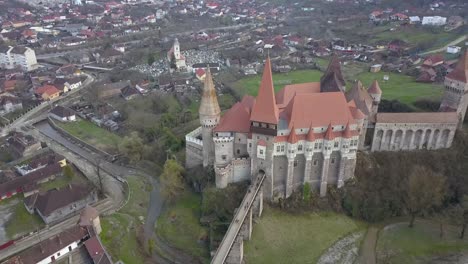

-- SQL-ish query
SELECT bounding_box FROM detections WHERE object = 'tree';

[63,165,74,180]
[119,132,144,163]
[303,182,311,202]
[159,159,185,202]
[405,165,447,227]
[147,53,155,66]
[451,196,468,239]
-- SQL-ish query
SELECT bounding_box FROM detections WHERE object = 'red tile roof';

[281,92,356,129]
[215,96,255,133]
[36,84,60,96]
[343,122,352,138]
[325,123,334,140]
[275,82,320,108]
[250,57,279,124]
[306,124,316,141]
[84,236,113,264]
[288,126,298,144]
[446,50,467,83]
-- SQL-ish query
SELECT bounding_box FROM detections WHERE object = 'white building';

[422,16,447,26]
[0,46,38,72]
[447,46,461,54]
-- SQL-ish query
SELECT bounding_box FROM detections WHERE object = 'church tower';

[173,38,181,60]
[440,50,468,123]
[199,68,221,167]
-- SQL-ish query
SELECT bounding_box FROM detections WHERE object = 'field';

[56,119,121,153]
[372,26,460,48]
[355,71,444,106]
[156,190,210,261]
[231,70,323,96]
[5,198,44,240]
[376,221,468,263]
[100,175,151,264]
[244,207,366,264]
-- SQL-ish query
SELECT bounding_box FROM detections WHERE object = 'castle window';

[281,145,285,152]
[237,149,240,154]
[260,149,264,155]
[314,143,318,149]
[331,158,335,164]
[334,142,339,148]
[222,155,227,160]
[294,160,298,167]
[238,138,241,142]
[261,123,267,128]
[319,143,323,148]
[298,145,303,151]
[313,160,318,166]
[249,143,252,148]
[276,146,280,152]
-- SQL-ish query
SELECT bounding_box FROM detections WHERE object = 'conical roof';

[345,80,372,115]
[320,55,346,92]
[306,123,316,141]
[288,125,298,144]
[343,122,352,138]
[199,68,221,117]
[250,57,279,124]
[368,80,382,95]
[446,50,468,83]
[325,123,334,140]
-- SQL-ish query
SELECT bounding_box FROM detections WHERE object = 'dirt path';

[420,35,467,55]
[357,227,378,264]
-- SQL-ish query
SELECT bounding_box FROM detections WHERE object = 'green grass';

[376,221,468,263]
[355,71,444,106]
[372,27,458,48]
[231,69,323,96]
[99,175,150,264]
[100,214,145,264]
[244,207,366,264]
[56,119,121,153]
[5,199,44,239]
[156,190,209,261]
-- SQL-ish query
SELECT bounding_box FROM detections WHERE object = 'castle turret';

[368,79,382,118]
[199,68,221,167]
[440,50,468,123]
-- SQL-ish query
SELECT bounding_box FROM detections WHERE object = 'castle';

[186,51,467,199]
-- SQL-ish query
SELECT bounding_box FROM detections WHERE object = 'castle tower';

[367,80,382,119]
[78,205,101,235]
[320,55,346,93]
[440,50,468,123]
[250,57,279,198]
[199,68,221,167]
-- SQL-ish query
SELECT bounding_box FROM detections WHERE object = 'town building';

[0,46,38,72]
[49,105,76,122]
[186,52,468,199]
[24,184,98,224]
[0,96,23,115]
[167,38,186,70]
[7,131,42,158]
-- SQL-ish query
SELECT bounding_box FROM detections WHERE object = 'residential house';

[0,96,22,115]
[447,46,461,54]
[409,16,421,24]
[98,81,131,99]
[36,84,61,100]
[56,64,81,78]
[3,225,91,264]
[49,105,76,122]
[370,64,382,73]
[390,13,408,21]
[2,79,16,91]
[0,163,62,201]
[423,54,444,67]
[93,48,123,64]
[7,131,41,158]
[388,39,408,54]
[24,183,98,224]
[422,16,447,26]
[120,85,140,100]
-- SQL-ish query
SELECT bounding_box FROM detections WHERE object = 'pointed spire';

[288,125,298,144]
[368,80,382,95]
[250,57,279,124]
[320,54,346,92]
[343,121,352,138]
[325,123,334,140]
[446,50,468,83]
[199,67,221,117]
[307,123,315,142]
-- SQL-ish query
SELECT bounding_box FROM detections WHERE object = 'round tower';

[199,68,221,167]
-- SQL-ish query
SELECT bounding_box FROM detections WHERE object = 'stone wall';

[185,127,203,168]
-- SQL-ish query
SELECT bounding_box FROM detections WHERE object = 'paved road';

[420,35,467,55]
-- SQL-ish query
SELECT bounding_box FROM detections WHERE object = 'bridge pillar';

[320,158,330,197]
[241,209,253,241]
[253,188,263,217]
[225,236,244,264]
